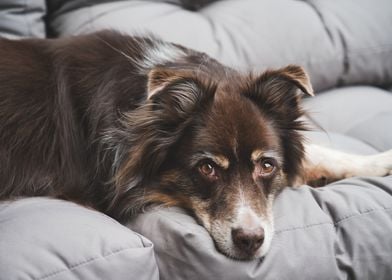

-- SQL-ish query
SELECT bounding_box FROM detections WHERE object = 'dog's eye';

[259,158,276,177]
[199,161,218,180]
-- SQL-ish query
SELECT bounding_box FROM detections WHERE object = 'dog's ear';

[244,65,312,183]
[148,75,215,122]
[254,64,314,97]
[147,67,188,99]
[146,67,217,124]
[110,74,216,217]
[127,73,216,171]
[244,65,313,127]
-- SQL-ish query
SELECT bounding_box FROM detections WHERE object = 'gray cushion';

[308,0,392,88]
[0,198,159,280]
[303,131,379,155]
[303,86,392,151]
[48,0,392,91]
[129,176,392,280]
[0,0,46,38]
[47,0,216,16]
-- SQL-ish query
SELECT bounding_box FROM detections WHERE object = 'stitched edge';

[34,246,138,280]
[275,206,392,234]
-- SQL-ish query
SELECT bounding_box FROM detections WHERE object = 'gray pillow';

[303,86,392,151]
[0,0,46,38]
[47,0,392,91]
[47,0,218,16]
[129,176,392,280]
[0,198,159,280]
[308,0,392,88]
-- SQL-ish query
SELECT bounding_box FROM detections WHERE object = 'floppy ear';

[148,75,215,123]
[244,65,313,129]
[109,73,216,218]
[244,65,313,183]
[147,67,189,99]
[122,74,216,179]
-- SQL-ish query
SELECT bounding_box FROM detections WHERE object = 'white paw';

[365,149,392,177]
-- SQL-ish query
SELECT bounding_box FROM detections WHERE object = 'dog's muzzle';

[231,226,265,255]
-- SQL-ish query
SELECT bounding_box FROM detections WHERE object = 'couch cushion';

[0,0,46,38]
[129,176,392,280]
[0,198,159,280]
[303,130,379,155]
[307,0,392,88]
[302,86,392,151]
[48,0,392,91]
[47,0,342,91]
[47,0,216,15]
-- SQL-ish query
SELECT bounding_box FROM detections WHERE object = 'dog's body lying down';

[1,31,391,260]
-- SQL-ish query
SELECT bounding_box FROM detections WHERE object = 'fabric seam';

[34,246,138,280]
[275,205,392,234]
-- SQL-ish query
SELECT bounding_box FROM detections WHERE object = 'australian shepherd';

[1,31,391,260]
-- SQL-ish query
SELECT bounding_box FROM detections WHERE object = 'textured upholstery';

[47,0,392,92]
[129,176,392,280]
[0,0,46,38]
[1,1,391,279]
[0,198,159,280]
[303,87,392,151]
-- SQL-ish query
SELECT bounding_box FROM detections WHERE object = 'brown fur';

[0,30,312,259]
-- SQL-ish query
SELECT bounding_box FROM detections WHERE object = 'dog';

[1,31,391,260]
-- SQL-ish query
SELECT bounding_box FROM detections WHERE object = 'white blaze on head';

[233,189,275,257]
[142,41,185,70]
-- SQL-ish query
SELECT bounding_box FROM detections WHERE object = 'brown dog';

[1,31,391,259]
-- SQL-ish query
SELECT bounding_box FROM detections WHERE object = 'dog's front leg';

[296,144,392,187]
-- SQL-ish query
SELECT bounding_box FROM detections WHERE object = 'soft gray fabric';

[303,86,392,151]
[308,0,392,87]
[1,1,392,279]
[303,131,379,155]
[0,198,159,280]
[47,0,392,91]
[0,0,46,38]
[47,0,217,16]
[129,176,392,280]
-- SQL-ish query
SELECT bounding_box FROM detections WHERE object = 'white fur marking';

[305,144,392,178]
[147,84,165,99]
[140,42,185,71]
[233,190,274,258]
[103,36,185,74]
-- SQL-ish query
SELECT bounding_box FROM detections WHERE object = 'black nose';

[232,227,265,254]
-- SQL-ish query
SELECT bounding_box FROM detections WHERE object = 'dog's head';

[110,64,312,260]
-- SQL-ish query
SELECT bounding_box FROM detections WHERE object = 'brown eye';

[259,158,276,177]
[199,162,218,179]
